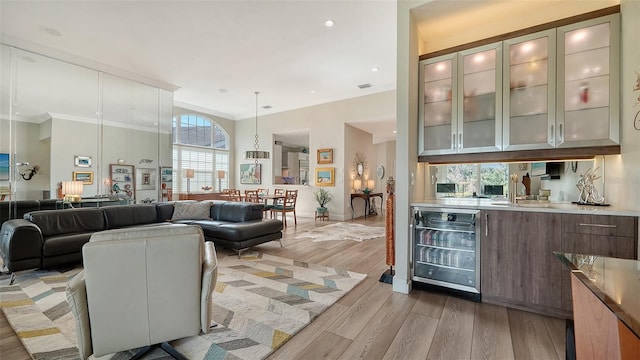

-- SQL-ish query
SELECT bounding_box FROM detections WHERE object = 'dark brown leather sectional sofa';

[0,201,283,281]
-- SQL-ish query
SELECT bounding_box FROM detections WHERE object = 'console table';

[350,192,383,219]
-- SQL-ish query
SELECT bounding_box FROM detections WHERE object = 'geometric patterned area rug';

[0,251,366,360]
[294,222,385,242]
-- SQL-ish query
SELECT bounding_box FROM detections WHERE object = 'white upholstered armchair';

[66,224,218,360]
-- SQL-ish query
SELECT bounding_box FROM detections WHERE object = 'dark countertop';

[555,252,640,337]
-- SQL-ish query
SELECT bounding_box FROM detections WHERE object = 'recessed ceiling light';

[218,89,228,93]
[358,83,372,89]
[311,90,316,93]
[371,67,379,72]
[324,19,335,27]
[262,105,272,109]
[38,26,62,36]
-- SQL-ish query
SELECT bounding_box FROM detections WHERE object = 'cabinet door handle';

[549,124,554,143]
[458,133,462,150]
[452,133,456,150]
[559,124,564,143]
[579,223,616,228]
[485,213,489,236]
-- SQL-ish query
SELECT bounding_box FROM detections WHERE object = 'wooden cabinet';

[481,210,637,318]
[481,210,563,314]
[571,272,640,360]
[560,214,637,311]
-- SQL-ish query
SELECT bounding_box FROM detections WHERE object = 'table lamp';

[367,179,375,192]
[353,179,362,192]
[216,170,226,192]
[62,181,84,202]
[185,169,195,193]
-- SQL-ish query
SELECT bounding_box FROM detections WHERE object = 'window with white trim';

[173,114,230,193]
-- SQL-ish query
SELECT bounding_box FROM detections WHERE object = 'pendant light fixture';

[244,91,270,163]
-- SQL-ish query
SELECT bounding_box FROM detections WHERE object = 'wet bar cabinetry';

[480,209,637,318]
[481,210,563,315]
[560,214,637,312]
[419,43,502,155]
[419,11,620,161]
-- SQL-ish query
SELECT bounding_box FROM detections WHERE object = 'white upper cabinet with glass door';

[419,42,502,156]
[503,30,556,150]
[556,14,619,148]
[419,54,457,155]
[458,43,502,153]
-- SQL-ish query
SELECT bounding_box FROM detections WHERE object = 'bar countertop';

[554,252,640,338]
[411,198,640,217]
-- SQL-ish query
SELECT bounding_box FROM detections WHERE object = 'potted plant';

[314,188,333,214]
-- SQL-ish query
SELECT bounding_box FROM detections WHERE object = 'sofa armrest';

[66,270,92,360]
[0,219,43,272]
[201,241,218,333]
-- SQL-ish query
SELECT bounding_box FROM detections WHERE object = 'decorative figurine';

[576,167,605,204]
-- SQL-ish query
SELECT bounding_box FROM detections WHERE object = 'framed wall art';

[137,168,157,190]
[0,153,9,181]
[74,155,92,168]
[317,148,333,164]
[315,167,335,186]
[240,163,261,184]
[72,171,93,185]
[110,164,135,199]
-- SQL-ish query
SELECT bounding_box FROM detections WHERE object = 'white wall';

[603,0,640,211]
[234,91,396,221]
[374,140,397,194]
[345,124,376,219]
[395,0,422,294]
[0,118,50,200]
[48,116,172,201]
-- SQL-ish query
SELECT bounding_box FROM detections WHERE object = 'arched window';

[172,114,230,192]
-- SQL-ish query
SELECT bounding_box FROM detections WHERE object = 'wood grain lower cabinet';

[560,214,638,311]
[480,210,637,318]
[481,210,563,315]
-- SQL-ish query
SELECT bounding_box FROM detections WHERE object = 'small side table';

[315,210,329,222]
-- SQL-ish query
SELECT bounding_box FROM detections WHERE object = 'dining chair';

[271,189,298,227]
[228,189,241,202]
[257,188,269,195]
[244,189,261,203]
[272,188,285,204]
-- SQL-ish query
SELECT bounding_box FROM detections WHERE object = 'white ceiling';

[0,0,399,141]
[1,1,617,143]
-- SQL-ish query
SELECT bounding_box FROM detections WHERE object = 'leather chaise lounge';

[1,201,283,283]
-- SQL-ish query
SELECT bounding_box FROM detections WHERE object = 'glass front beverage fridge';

[411,207,480,301]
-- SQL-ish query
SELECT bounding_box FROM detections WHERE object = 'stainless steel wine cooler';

[411,207,480,300]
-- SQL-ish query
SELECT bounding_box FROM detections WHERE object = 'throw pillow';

[171,201,212,221]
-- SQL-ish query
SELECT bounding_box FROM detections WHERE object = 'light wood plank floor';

[0,214,566,359]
